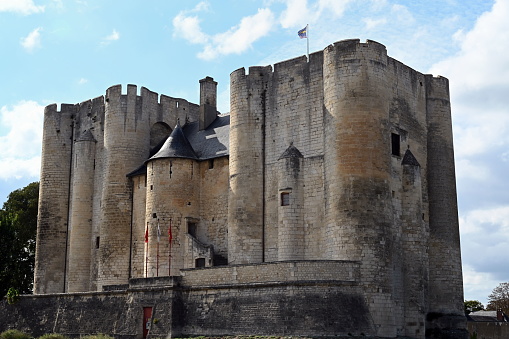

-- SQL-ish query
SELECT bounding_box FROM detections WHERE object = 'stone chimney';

[497,309,504,321]
[199,76,218,130]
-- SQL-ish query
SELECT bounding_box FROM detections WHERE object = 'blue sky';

[1,0,508,305]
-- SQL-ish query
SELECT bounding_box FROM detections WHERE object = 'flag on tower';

[144,222,149,243]
[298,25,307,39]
[168,221,173,242]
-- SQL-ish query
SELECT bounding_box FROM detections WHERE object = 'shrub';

[38,334,69,339]
[6,288,20,305]
[81,335,115,339]
[0,330,32,339]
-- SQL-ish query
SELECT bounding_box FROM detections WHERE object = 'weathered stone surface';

[28,39,466,339]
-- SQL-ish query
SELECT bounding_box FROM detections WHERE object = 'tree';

[486,282,509,313]
[0,182,39,297]
[464,300,484,314]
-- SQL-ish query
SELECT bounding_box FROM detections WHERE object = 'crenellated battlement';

[32,40,465,339]
[104,84,197,108]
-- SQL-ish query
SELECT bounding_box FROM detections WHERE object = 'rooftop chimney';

[497,309,504,321]
[199,76,218,130]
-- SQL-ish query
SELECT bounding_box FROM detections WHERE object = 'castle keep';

[26,39,465,338]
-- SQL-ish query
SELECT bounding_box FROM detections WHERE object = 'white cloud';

[279,0,352,28]
[363,17,387,30]
[368,0,387,11]
[173,13,208,44]
[101,29,120,45]
[430,0,509,92]
[20,27,42,52]
[430,0,509,160]
[279,0,310,28]
[317,0,351,17]
[390,4,414,25]
[0,101,44,180]
[192,1,209,12]
[78,78,88,85]
[173,5,275,60]
[460,206,509,235]
[460,206,509,302]
[0,0,44,15]
[199,8,275,60]
[455,158,489,181]
[462,264,500,305]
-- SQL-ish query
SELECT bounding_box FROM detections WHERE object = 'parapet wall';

[3,263,371,338]
[180,260,360,286]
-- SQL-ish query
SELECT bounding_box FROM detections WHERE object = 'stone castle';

[25,39,465,338]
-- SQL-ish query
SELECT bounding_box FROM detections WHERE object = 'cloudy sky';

[1,0,507,305]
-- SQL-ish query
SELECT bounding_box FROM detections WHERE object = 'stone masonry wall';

[36,84,202,292]
[131,175,147,279]
[0,277,180,339]
[198,157,229,260]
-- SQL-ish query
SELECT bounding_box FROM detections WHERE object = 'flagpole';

[306,24,309,60]
[156,219,160,277]
[145,222,148,278]
[168,218,172,276]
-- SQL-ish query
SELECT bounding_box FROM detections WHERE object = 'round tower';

[323,39,395,336]
[97,84,150,289]
[34,103,75,294]
[425,75,466,338]
[228,66,271,264]
[144,122,199,276]
[67,130,96,292]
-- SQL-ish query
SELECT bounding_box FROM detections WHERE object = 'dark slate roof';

[126,163,147,177]
[127,114,230,177]
[467,311,509,322]
[402,149,420,167]
[148,120,198,161]
[184,114,230,160]
[278,142,303,160]
[76,130,96,142]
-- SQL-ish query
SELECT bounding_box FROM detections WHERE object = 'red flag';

[168,221,173,242]
[145,222,149,243]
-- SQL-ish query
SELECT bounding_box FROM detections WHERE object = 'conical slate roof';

[278,142,303,160]
[147,121,198,162]
[402,149,420,167]
[76,129,96,142]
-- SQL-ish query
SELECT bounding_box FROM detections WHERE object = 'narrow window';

[391,133,400,156]
[195,258,206,268]
[208,159,214,169]
[188,222,197,237]
[281,192,290,206]
[96,236,100,249]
